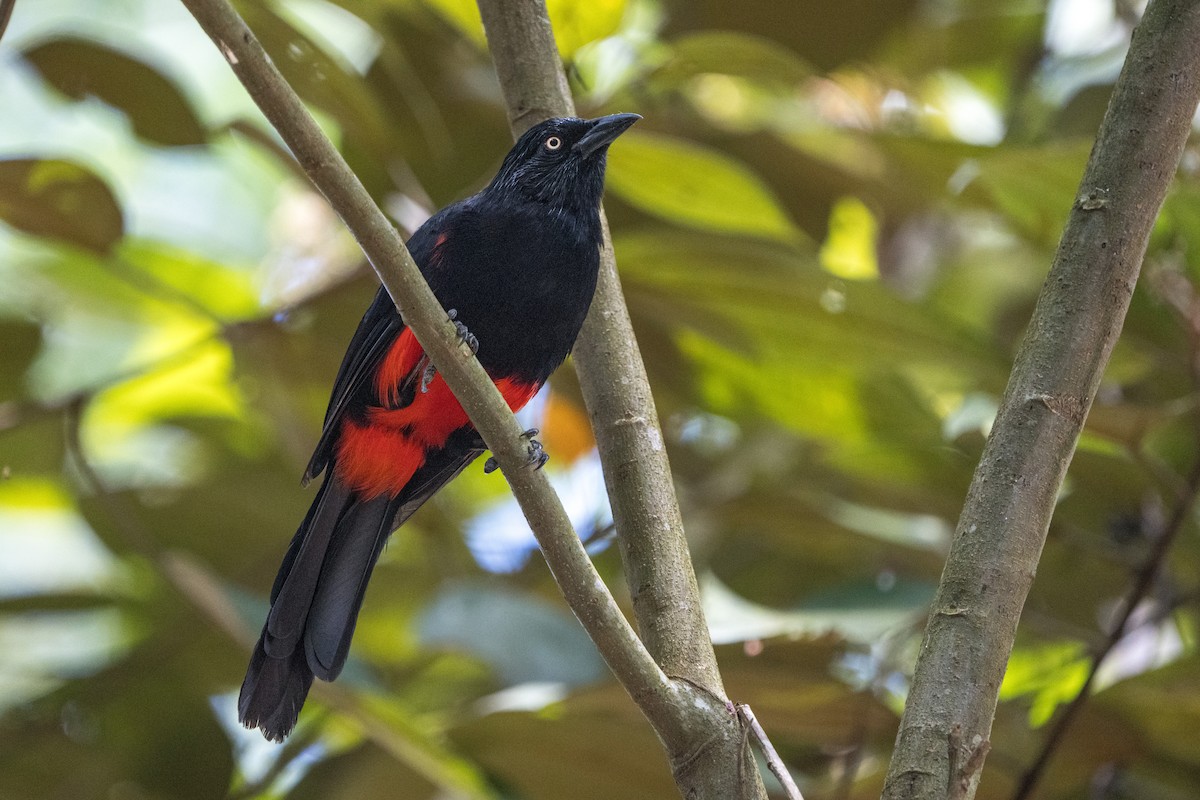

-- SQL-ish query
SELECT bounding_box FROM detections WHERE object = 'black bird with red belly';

[238,113,640,741]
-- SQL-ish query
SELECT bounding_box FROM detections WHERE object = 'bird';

[238,113,641,741]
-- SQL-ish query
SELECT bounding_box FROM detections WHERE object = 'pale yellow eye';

[545,136,563,151]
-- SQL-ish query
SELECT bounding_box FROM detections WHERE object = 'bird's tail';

[238,476,398,742]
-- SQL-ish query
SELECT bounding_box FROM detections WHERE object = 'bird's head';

[485,114,640,213]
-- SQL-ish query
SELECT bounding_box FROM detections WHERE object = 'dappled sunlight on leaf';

[1000,640,1091,727]
[87,338,242,434]
[81,339,241,489]
[820,196,880,280]
[419,0,627,59]
[118,239,261,321]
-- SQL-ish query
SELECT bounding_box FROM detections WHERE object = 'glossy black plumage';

[238,114,639,741]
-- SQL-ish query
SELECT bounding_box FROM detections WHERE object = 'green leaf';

[819,196,880,280]
[21,37,207,147]
[607,132,801,242]
[116,239,262,321]
[547,0,628,58]
[0,159,124,254]
[965,141,1092,242]
[1000,640,1091,727]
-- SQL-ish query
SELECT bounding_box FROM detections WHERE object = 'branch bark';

[180,0,689,746]
[881,1,1200,798]
[475,2,766,798]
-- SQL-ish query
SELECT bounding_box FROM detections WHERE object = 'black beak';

[574,113,641,158]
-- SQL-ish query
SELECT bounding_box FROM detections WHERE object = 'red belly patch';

[335,330,540,497]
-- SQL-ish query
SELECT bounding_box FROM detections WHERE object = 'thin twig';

[737,705,804,800]
[1011,456,1200,800]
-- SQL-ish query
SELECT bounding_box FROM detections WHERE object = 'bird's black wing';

[302,210,448,484]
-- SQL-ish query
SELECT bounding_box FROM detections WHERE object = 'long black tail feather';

[239,441,484,740]
[237,476,396,741]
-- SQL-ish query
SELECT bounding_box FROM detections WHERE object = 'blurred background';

[1,0,1198,797]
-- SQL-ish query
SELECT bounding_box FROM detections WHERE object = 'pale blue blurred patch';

[465,449,613,573]
[211,692,325,796]
[472,681,570,716]
[417,581,607,688]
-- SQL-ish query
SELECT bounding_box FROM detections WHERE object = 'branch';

[179,0,684,740]
[881,2,1200,798]
[477,0,717,696]
[738,705,805,800]
[0,0,16,46]
[1011,457,1200,800]
[475,2,764,798]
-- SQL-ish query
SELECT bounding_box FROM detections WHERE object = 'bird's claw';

[419,310,478,394]
[447,308,479,355]
[419,360,437,394]
[483,429,549,474]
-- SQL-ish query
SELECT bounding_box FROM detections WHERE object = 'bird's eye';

[544,136,563,151]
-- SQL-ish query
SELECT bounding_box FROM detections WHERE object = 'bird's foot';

[419,310,478,394]
[484,429,549,474]
[447,309,479,355]
[419,360,437,394]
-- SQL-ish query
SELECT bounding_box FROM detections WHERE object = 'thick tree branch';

[179,0,686,742]
[479,0,718,698]
[881,1,1200,798]
[475,2,765,798]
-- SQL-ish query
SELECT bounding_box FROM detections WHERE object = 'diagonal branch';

[881,1,1200,798]
[474,2,766,798]
[179,0,687,743]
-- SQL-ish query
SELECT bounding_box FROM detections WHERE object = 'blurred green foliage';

[0,0,1198,798]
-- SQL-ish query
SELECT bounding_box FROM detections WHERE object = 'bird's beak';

[574,113,641,158]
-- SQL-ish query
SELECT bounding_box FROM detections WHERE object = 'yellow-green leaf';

[606,132,800,242]
[819,196,880,280]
